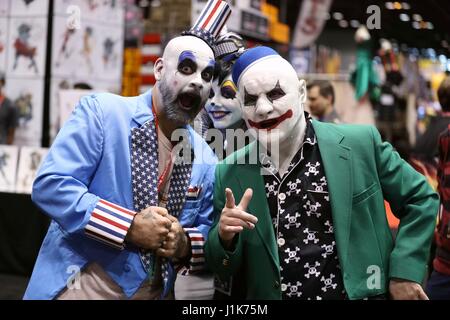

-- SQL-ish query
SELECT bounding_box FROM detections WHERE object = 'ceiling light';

[151,0,161,7]
[350,20,360,28]
[412,21,420,29]
[401,2,411,10]
[394,2,402,10]
[412,14,422,21]
[333,12,343,20]
[338,20,348,28]
[427,22,434,30]
[400,13,409,22]
[385,2,394,10]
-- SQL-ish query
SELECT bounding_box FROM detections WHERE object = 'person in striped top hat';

[24,0,232,300]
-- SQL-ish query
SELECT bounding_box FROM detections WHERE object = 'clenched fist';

[126,206,172,250]
[156,213,190,259]
[218,188,258,249]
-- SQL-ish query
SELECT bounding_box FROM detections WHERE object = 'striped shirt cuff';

[183,227,206,274]
[85,199,136,250]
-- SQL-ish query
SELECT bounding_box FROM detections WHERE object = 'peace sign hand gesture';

[218,188,258,250]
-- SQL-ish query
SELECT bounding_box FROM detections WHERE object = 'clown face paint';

[156,36,215,125]
[205,74,242,129]
[237,57,306,146]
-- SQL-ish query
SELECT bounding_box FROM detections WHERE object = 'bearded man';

[24,0,232,300]
[205,46,438,300]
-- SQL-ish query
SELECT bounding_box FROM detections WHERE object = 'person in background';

[306,80,341,124]
[426,124,450,299]
[413,76,450,162]
[0,72,18,145]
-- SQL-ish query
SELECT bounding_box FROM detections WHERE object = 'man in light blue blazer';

[24,34,218,299]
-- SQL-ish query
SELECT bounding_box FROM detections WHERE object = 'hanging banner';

[292,0,332,49]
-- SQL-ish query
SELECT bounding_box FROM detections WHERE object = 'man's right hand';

[126,206,173,250]
[218,188,258,250]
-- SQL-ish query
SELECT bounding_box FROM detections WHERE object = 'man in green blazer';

[204,47,439,300]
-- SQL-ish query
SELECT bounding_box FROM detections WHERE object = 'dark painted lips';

[248,109,293,130]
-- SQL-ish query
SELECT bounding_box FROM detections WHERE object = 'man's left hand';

[155,213,190,259]
[389,279,429,300]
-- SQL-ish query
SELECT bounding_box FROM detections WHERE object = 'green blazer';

[205,120,439,300]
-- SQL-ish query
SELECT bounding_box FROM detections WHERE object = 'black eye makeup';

[201,67,214,82]
[178,59,197,75]
[221,80,237,99]
[244,87,258,106]
[266,81,286,102]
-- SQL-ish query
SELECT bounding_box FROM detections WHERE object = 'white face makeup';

[155,36,215,124]
[237,57,306,146]
[206,74,242,129]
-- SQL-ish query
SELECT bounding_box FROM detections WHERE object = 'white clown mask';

[206,74,242,129]
[154,36,215,125]
[236,54,307,147]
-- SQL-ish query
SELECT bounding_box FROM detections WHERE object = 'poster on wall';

[54,0,124,26]
[0,145,19,193]
[292,0,332,49]
[0,0,10,16]
[52,19,103,79]
[5,78,44,147]
[16,146,48,194]
[52,17,124,81]
[6,17,47,78]
[9,0,49,17]
[0,18,8,71]
[97,24,124,81]
[51,16,80,78]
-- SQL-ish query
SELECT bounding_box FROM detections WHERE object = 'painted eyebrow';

[178,50,197,64]
[206,59,215,69]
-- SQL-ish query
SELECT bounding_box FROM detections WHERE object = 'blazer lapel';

[234,142,280,270]
[312,120,353,270]
[130,119,159,211]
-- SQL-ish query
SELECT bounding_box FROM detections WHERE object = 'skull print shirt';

[262,114,346,300]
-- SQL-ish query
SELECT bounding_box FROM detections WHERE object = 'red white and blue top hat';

[182,0,232,57]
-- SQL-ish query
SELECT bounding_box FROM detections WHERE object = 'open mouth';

[208,109,231,120]
[178,91,202,111]
[248,109,293,130]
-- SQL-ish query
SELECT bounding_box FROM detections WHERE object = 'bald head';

[162,36,213,62]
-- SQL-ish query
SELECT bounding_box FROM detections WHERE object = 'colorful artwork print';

[0,145,19,193]
[7,17,47,77]
[16,146,48,194]
[5,78,44,146]
[10,0,49,17]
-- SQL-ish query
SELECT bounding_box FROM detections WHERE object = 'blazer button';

[222,259,229,266]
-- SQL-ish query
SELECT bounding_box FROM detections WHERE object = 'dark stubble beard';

[158,79,203,126]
